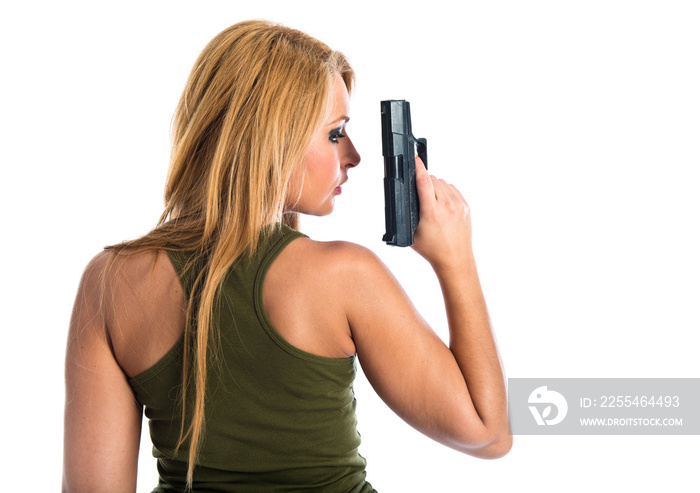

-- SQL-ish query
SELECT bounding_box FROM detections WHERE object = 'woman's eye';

[329,129,347,144]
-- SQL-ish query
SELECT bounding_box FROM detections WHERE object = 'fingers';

[415,155,469,215]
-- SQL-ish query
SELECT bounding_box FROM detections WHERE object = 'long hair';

[106,19,354,487]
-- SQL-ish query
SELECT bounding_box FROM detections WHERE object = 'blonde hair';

[106,19,354,487]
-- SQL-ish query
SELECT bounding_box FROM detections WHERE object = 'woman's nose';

[344,137,361,168]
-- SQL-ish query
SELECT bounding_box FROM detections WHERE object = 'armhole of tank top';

[127,249,188,387]
[254,228,356,368]
[128,333,184,387]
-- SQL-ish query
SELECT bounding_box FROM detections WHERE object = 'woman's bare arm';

[63,252,143,492]
[344,158,511,457]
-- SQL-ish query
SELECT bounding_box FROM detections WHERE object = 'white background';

[2,1,698,491]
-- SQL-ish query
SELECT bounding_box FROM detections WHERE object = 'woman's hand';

[411,157,473,272]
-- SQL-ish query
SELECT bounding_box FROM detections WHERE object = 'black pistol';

[381,99,428,247]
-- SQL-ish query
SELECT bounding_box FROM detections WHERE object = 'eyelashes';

[328,128,347,144]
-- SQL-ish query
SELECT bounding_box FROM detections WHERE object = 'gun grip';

[416,138,428,170]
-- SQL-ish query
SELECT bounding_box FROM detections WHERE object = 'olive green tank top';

[128,224,376,492]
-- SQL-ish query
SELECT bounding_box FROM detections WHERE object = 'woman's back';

[106,225,375,491]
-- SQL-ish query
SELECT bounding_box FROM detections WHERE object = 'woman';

[63,20,511,492]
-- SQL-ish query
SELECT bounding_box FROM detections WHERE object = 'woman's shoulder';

[291,237,387,276]
[264,237,390,359]
[77,247,186,378]
[80,248,181,302]
[280,236,399,307]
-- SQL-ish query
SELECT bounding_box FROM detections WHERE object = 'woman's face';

[285,74,361,216]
